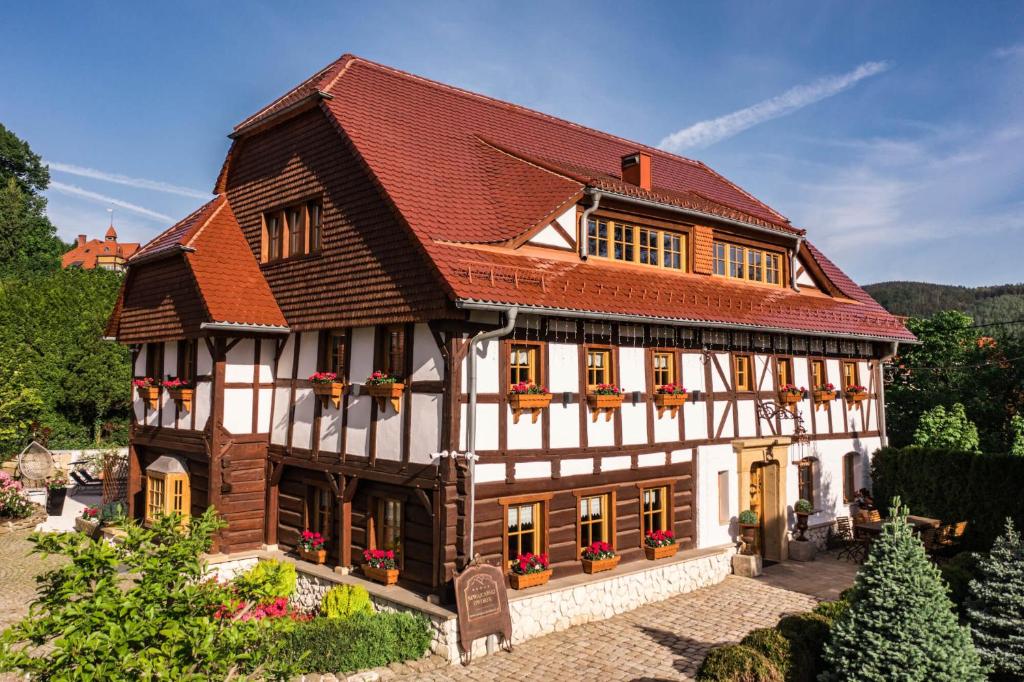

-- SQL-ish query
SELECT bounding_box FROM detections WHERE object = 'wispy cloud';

[993,43,1024,59]
[48,181,173,222]
[658,61,891,152]
[46,161,210,199]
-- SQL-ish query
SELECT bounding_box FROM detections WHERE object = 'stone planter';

[366,383,404,413]
[508,392,552,424]
[363,564,399,586]
[644,543,679,561]
[166,387,194,412]
[581,555,621,574]
[75,516,101,538]
[653,392,688,418]
[299,547,327,565]
[739,523,759,555]
[788,539,817,562]
[509,569,552,590]
[137,385,160,410]
[312,382,344,409]
[794,512,810,541]
[586,393,623,422]
[45,488,67,516]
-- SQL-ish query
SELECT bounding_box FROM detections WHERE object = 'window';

[652,351,675,387]
[177,339,197,383]
[374,498,403,562]
[717,471,730,525]
[777,358,793,388]
[588,217,686,271]
[714,240,785,286]
[798,458,815,507]
[306,484,333,537]
[266,214,283,261]
[613,223,634,261]
[579,493,610,551]
[587,218,609,258]
[734,354,752,392]
[287,206,304,257]
[811,360,826,389]
[326,331,346,377]
[146,476,164,522]
[843,453,858,503]
[378,325,405,378]
[641,486,669,535]
[638,227,659,265]
[506,502,542,565]
[663,232,682,269]
[308,201,323,253]
[842,362,859,390]
[509,342,540,387]
[586,347,612,387]
[261,199,323,262]
[144,342,162,380]
[144,455,189,525]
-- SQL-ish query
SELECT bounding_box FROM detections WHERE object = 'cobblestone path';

[0,529,66,632]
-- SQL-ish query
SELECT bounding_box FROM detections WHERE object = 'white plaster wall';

[697,443,738,548]
[528,224,573,249]
[344,395,371,457]
[547,344,578,392]
[585,406,615,446]
[296,333,318,381]
[475,463,505,484]
[713,401,732,439]
[653,405,678,442]
[461,339,499,394]
[548,402,580,449]
[134,345,147,376]
[459,403,499,451]
[514,461,551,480]
[561,458,593,477]
[270,386,290,445]
[830,397,846,433]
[798,436,880,524]
[276,335,295,379]
[712,354,730,391]
[601,455,630,472]
[194,382,212,431]
[225,338,254,383]
[793,360,811,391]
[410,394,442,464]
[619,347,644,391]
[754,354,771,391]
[291,389,314,450]
[735,400,756,438]
[685,401,708,440]
[259,339,276,383]
[681,353,704,392]
[257,387,273,434]
[318,401,343,453]
[375,408,403,461]
[349,327,375,383]
[621,402,648,445]
[638,452,666,468]
[223,388,253,434]
[506,406,543,450]
[160,342,177,428]
[671,449,692,464]
[411,323,443,382]
[197,341,212,376]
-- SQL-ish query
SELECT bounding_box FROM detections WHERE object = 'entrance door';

[751,460,784,563]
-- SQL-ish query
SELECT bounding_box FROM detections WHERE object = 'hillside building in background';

[62,225,139,271]
[105,54,915,599]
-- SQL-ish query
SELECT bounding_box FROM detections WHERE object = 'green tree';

[0,509,299,680]
[912,403,980,451]
[0,125,64,273]
[821,498,986,681]
[0,123,49,196]
[1009,415,1024,457]
[965,518,1024,678]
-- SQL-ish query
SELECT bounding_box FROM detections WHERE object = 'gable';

[114,255,208,343]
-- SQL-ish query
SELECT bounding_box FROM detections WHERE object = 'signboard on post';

[453,561,513,662]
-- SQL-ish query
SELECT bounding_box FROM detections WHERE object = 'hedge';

[695,644,782,681]
[871,446,1024,550]
[280,612,431,673]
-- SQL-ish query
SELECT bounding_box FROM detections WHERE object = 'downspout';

[465,306,519,563]
[877,341,899,448]
[790,237,804,292]
[578,190,602,261]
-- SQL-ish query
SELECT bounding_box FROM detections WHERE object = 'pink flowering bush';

[510,552,549,575]
[509,381,548,395]
[644,529,676,548]
[214,596,310,623]
[0,471,32,519]
[363,548,397,570]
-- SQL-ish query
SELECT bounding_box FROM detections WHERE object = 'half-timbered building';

[107,54,915,597]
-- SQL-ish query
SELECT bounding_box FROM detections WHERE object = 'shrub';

[738,509,758,525]
[776,612,831,674]
[793,499,813,514]
[739,628,798,679]
[913,403,980,452]
[821,498,986,681]
[98,500,126,524]
[811,598,850,624]
[939,551,978,613]
[233,559,297,604]
[321,584,374,620]
[696,644,782,682]
[966,518,1024,678]
[282,612,431,673]
[0,471,32,519]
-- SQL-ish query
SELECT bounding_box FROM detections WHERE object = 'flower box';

[509,568,552,590]
[778,391,805,405]
[581,555,621,574]
[75,516,101,538]
[364,564,400,586]
[366,382,405,413]
[653,392,688,418]
[845,390,868,407]
[312,382,344,409]
[508,392,552,424]
[813,389,837,409]
[299,547,327,564]
[166,387,194,412]
[137,385,160,410]
[644,543,679,561]
[586,393,624,422]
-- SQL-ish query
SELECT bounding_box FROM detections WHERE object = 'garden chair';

[918,526,940,555]
[832,517,869,563]
[867,509,881,523]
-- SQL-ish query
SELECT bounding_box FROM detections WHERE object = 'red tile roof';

[61,237,139,269]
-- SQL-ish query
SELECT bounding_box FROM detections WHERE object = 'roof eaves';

[230,90,334,139]
[126,244,196,267]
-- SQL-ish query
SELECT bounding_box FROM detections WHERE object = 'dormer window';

[713,240,783,286]
[261,198,324,262]
[587,218,687,271]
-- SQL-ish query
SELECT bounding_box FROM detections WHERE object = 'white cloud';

[48,181,173,222]
[993,44,1024,59]
[46,161,210,199]
[658,61,891,152]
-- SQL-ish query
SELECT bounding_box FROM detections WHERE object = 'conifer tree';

[820,498,986,681]
[966,517,1024,678]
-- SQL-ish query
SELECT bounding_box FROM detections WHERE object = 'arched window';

[145,455,190,525]
[842,452,858,503]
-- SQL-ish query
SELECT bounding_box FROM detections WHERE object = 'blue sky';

[3,1,1023,285]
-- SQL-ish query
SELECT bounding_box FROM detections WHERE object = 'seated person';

[854,488,876,513]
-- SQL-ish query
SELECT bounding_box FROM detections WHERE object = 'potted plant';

[738,509,759,555]
[45,474,68,516]
[813,382,837,408]
[161,377,194,412]
[508,382,552,424]
[793,499,813,542]
[363,548,399,585]
[844,385,868,406]
[643,528,678,560]
[133,377,160,409]
[653,384,688,418]
[365,371,404,413]
[309,371,344,409]
[777,384,806,406]
[586,384,624,422]
[75,506,101,537]
[580,541,620,574]
[509,552,552,589]
[297,529,327,564]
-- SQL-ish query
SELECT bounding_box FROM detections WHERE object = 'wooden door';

[752,461,784,562]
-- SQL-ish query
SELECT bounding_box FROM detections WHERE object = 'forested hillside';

[865,281,1024,329]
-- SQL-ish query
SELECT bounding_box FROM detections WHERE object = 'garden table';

[854,515,941,538]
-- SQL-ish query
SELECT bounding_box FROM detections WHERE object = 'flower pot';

[167,387,194,412]
[581,555,621,574]
[508,392,552,424]
[366,383,405,413]
[644,543,679,561]
[509,569,552,590]
[794,512,810,542]
[586,393,623,422]
[312,382,344,409]
[75,516,101,538]
[778,391,804,405]
[739,523,759,555]
[845,391,868,406]
[363,564,400,586]
[45,488,67,516]
[299,547,327,565]
[137,385,160,410]
[653,392,688,418]
[813,390,836,410]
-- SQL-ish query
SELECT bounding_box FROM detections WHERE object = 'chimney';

[77,234,87,247]
[621,152,652,191]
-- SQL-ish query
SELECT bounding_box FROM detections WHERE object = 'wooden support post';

[340,475,354,568]
[265,461,283,546]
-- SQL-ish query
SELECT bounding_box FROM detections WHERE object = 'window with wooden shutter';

[579,493,610,550]
[641,485,669,536]
[777,358,793,387]
[378,325,405,378]
[585,346,613,388]
[308,200,323,253]
[653,351,675,387]
[842,362,859,390]
[508,342,540,387]
[326,331,346,377]
[798,458,815,507]
[734,354,753,392]
[811,360,827,389]
[287,206,304,257]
